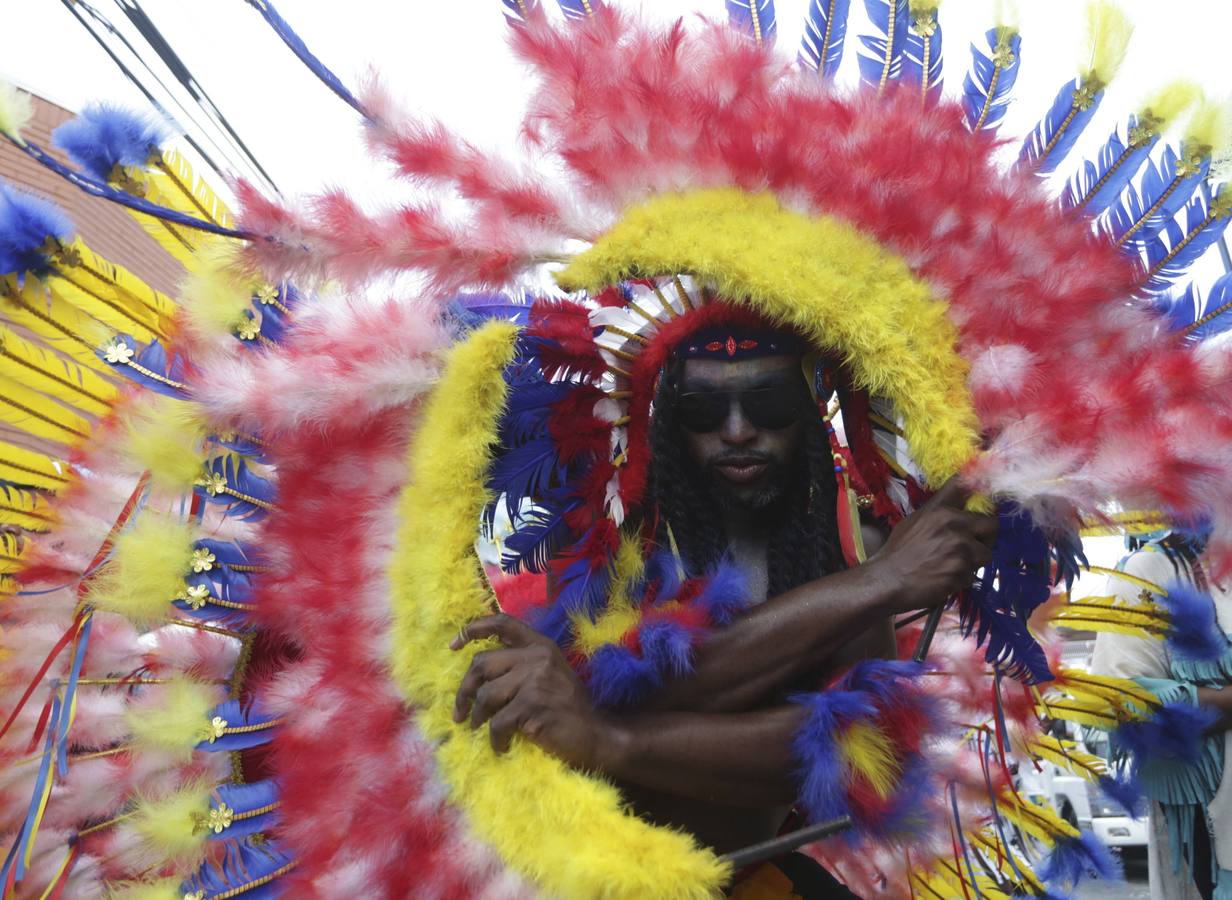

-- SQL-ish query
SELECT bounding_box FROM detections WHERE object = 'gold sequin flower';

[191,547,217,573]
[103,340,135,365]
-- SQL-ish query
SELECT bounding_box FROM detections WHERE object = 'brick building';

[0,88,184,295]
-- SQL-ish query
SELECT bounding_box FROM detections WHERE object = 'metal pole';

[720,815,854,870]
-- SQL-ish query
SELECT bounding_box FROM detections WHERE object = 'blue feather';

[726,0,778,47]
[1018,77,1105,175]
[1063,117,1158,215]
[1097,773,1145,819]
[1156,273,1232,343]
[1038,830,1123,889]
[1112,701,1219,772]
[51,104,168,181]
[206,780,281,841]
[99,335,189,398]
[961,505,1058,684]
[1140,187,1232,294]
[194,455,275,522]
[500,499,580,573]
[196,699,280,752]
[502,0,542,26]
[799,0,851,79]
[556,0,603,21]
[1160,580,1227,662]
[639,619,696,679]
[552,544,613,616]
[901,6,943,103]
[246,0,368,118]
[486,438,570,526]
[587,643,660,707]
[857,0,909,91]
[447,290,533,330]
[790,688,876,823]
[182,839,293,900]
[962,28,1021,133]
[4,136,251,240]
[1106,145,1209,249]
[694,557,748,626]
[0,181,73,278]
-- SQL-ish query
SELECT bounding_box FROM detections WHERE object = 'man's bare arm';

[645,479,996,713]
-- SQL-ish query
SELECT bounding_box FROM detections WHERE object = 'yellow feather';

[1035,694,1127,730]
[1054,666,1159,713]
[120,394,208,492]
[908,0,941,16]
[997,789,1080,843]
[0,531,27,575]
[557,188,980,487]
[0,376,91,446]
[153,149,235,230]
[1084,0,1133,86]
[0,81,33,140]
[85,514,196,626]
[1,275,115,374]
[969,829,1045,893]
[0,440,71,492]
[1079,509,1172,537]
[0,325,117,415]
[1,574,16,595]
[838,721,901,800]
[392,322,730,899]
[1185,94,1232,159]
[1026,734,1108,781]
[0,484,55,532]
[104,880,181,900]
[1140,82,1202,133]
[125,677,222,762]
[51,239,175,341]
[128,782,211,868]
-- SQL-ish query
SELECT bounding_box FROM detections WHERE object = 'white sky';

[4,0,1230,203]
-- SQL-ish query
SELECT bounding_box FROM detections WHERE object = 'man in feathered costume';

[2,1,1232,898]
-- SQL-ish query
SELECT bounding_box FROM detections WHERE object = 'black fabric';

[1191,806,1215,900]
[771,853,863,899]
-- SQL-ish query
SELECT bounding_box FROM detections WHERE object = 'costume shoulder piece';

[1,1,1231,897]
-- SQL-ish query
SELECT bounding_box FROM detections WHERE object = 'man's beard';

[704,452,798,516]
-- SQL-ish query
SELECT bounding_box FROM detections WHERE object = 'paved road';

[1074,854,1150,900]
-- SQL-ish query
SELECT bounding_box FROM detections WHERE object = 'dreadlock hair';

[647,359,843,599]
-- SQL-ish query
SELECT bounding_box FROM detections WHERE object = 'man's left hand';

[451,614,610,770]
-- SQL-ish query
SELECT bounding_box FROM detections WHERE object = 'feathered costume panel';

[1,1,1231,898]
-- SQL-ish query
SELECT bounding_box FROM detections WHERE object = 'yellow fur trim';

[557,188,980,486]
[121,395,208,492]
[1083,0,1133,86]
[85,514,196,626]
[570,530,646,656]
[390,322,730,899]
[129,782,211,868]
[125,678,220,763]
[838,721,900,800]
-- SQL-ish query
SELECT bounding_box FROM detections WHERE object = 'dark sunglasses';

[676,386,811,433]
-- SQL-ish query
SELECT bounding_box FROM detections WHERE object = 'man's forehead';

[679,355,802,389]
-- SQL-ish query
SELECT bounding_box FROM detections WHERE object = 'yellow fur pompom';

[121,395,208,492]
[179,247,258,343]
[1186,95,1232,159]
[0,82,33,140]
[85,514,196,626]
[1140,81,1201,133]
[129,782,212,868]
[125,678,221,762]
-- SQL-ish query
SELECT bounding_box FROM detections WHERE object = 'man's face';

[675,355,808,512]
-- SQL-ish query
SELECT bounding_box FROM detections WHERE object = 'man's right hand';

[866,477,998,613]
